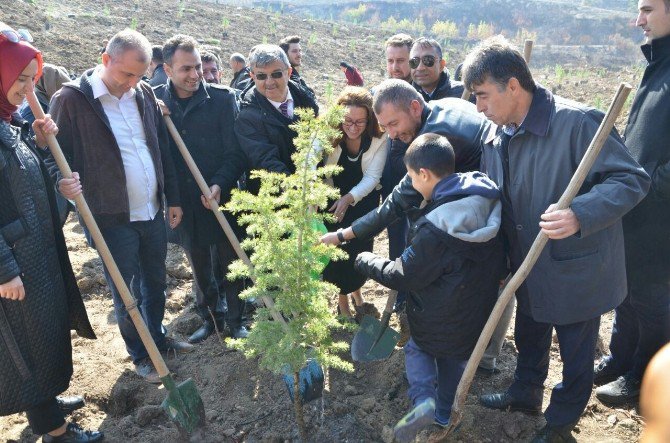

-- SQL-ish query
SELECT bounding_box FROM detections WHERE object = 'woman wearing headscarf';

[0,24,102,442]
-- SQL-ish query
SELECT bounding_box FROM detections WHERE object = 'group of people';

[1,0,670,441]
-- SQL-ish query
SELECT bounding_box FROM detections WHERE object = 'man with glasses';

[410,38,466,102]
[154,34,249,343]
[234,44,319,193]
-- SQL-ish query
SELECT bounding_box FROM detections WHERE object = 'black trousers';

[508,310,600,427]
[184,241,243,327]
[26,397,65,435]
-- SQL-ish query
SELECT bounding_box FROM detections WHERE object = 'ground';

[0,0,648,441]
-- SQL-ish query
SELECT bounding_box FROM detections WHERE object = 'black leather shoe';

[56,396,85,415]
[593,356,623,386]
[188,320,215,344]
[595,374,641,406]
[230,325,249,339]
[42,422,104,442]
[530,423,577,443]
[479,392,541,415]
[163,337,195,354]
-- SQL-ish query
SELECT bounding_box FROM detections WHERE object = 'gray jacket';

[481,86,650,325]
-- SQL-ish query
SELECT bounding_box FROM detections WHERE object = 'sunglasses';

[409,55,436,69]
[254,71,284,81]
[0,26,33,44]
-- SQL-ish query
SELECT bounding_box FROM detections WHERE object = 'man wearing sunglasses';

[235,44,319,193]
[410,38,466,103]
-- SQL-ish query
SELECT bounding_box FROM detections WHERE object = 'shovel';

[428,83,633,442]
[351,290,401,361]
[462,39,533,102]
[26,90,206,436]
[162,113,325,402]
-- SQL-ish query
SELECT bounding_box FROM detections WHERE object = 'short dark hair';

[411,37,442,61]
[162,34,198,66]
[404,133,455,177]
[230,52,246,64]
[372,79,425,115]
[151,45,164,64]
[279,35,301,53]
[201,51,220,69]
[385,33,413,51]
[462,35,535,93]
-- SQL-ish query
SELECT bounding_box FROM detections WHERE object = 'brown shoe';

[135,358,161,384]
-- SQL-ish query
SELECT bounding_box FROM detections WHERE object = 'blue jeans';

[509,310,600,427]
[86,214,168,364]
[608,277,670,379]
[404,338,467,424]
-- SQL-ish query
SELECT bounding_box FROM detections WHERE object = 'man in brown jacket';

[48,29,192,384]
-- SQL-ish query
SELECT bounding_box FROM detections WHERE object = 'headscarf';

[0,39,43,122]
[35,63,70,107]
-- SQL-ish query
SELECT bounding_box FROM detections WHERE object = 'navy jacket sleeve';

[234,109,291,174]
[210,94,248,202]
[354,226,445,292]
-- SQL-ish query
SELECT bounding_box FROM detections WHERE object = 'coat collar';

[484,84,553,144]
[165,79,210,116]
[641,33,670,63]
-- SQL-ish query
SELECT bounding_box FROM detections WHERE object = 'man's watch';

[336,229,347,245]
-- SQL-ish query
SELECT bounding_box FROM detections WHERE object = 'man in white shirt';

[49,29,193,384]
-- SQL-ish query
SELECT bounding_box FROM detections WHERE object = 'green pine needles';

[225,105,354,377]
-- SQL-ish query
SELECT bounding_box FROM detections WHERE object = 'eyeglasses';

[0,25,33,44]
[254,71,285,81]
[409,55,436,69]
[343,119,368,128]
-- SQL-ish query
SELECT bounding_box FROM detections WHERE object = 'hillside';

[0,0,647,442]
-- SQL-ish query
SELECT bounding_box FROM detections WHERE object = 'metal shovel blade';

[351,314,400,362]
[282,359,325,403]
[160,377,206,435]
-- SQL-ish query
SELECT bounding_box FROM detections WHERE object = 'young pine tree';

[226,105,353,439]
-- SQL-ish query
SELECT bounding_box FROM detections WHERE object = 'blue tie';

[279,101,290,118]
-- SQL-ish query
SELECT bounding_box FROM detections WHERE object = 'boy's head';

[404,133,455,200]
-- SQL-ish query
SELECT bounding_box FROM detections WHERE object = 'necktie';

[279,100,290,118]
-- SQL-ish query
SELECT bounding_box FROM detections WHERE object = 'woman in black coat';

[0,26,100,442]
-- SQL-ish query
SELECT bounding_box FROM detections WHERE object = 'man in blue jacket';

[463,36,650,442]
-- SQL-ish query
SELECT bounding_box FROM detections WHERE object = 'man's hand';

[320,226,355,246]
[157,99,170,116]
[201,185,221,210]
[32,114,58,149]
[168,206,183,229]
[329,193,355,223]
[0,276,25,301]
[539,204,580,239]
[58,172,82,200]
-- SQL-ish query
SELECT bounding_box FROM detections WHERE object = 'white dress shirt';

[90,67,160,221]
[268,90,294,118]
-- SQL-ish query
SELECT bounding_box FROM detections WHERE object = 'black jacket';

[234,80,319,192]
[412,70,465,102]
[355,173,505,359]
[154,81,247,248]
[230,66,252,91]
[353,98,488,240]
[622,34,670,282]
[290,69,316,99]
[0,121,95,415]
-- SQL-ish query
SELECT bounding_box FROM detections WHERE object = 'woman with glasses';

[323,87,387,319]
[0,24,102,442]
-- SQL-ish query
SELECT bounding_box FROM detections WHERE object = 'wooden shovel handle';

[441,82,633,438]
[162,115,288,328]
[461,39,534,102]
[27,89,171,378]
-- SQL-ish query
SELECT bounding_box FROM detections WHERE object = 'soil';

[1,0,646,441]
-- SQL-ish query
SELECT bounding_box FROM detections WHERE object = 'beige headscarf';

[35,63,70,107]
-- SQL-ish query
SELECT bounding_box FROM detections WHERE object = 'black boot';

[42,422,104,443]
[56,395,85,415]
[479,392,542,415]
[530,422,577,443]
[188,320,215,344]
